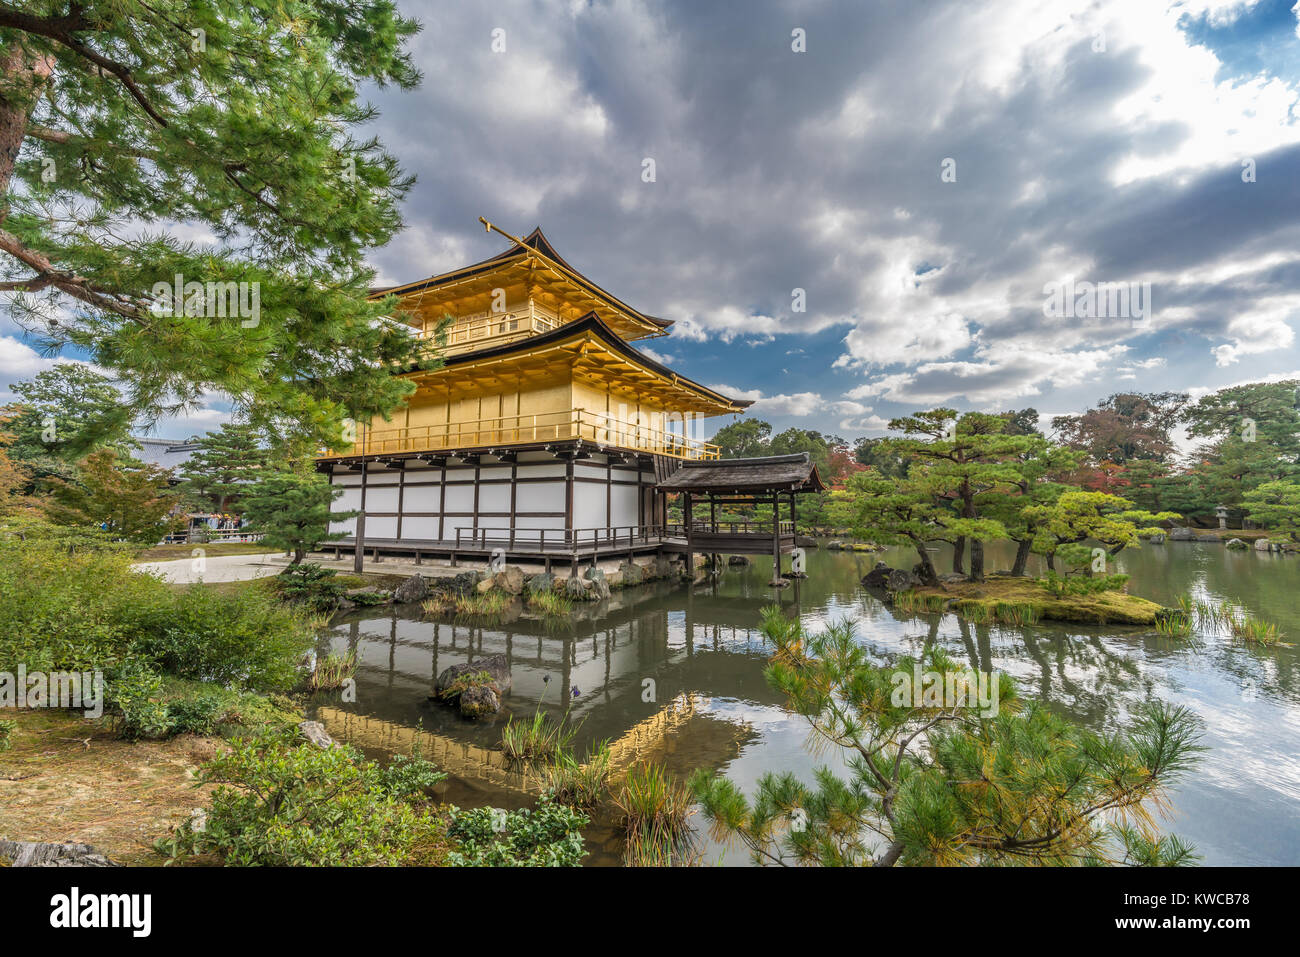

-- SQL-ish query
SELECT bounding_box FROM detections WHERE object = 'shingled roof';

[656,452,826,494]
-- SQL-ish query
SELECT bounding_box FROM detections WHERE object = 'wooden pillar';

[353,437,368,574]
[770,492,781,585]
[684,493,694,573]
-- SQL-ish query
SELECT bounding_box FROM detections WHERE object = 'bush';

[0,717,15,751]
[1038,572,1130,597]
[157,732,448,866]
[445,798,588,867]
[0,541,315,692]
[108,662,227,739]
[131,583,314,690]
[108,660,174,740]
[270,563,345,612]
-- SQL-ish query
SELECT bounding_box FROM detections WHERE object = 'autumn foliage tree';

[45,447,178,542]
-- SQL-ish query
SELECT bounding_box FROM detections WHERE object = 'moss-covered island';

[890,575,1163,626]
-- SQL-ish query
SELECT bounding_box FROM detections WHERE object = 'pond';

[310,540,1300,865]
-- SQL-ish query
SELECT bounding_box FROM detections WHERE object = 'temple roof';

[656,452,826,494]
[369,226,670,341]
[403,311,751,415]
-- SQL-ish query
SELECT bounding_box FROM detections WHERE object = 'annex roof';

[655,452,826,494]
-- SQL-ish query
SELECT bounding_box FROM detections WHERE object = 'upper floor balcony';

[323,408,722,461]
[410,302,565,357]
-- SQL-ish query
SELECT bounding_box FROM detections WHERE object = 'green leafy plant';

[501,708,578,764]
[108,660,173,740]
[0,718,16,751]
[271,563,347,612]
[445,798,588,867]
[310,651,357,692]
[157,732,447,866]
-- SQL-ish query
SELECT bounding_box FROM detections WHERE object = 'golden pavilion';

[318,220,822,570]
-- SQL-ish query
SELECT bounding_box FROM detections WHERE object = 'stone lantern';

[1215,505,1229,530]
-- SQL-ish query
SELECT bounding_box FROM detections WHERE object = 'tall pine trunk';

[969,539,985,582]
[952,535,965,575]
[1010,537,1032,577]
[0,44,51,203]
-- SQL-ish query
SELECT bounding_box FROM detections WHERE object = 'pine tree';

[691,608,1203,867]
[2,365,133,490]
[0,2,435,448]
[877,410,1046,581]
[176,422,269,514]
[1022,490,1178,574]
[240,469,354,564]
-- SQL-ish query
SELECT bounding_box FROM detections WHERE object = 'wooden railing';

[327,409,720,461]
[454,525,666,552]
[666,520,796,537]
[415,304,563,356]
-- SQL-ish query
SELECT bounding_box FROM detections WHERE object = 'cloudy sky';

[5,0,1300,442]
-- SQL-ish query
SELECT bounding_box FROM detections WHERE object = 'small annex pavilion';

[317,221,822,572]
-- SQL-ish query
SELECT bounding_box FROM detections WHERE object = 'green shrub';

[109,660,173,740]
[445,798,588,867]
[0,542,315,692]
[131,583,314,690]
[0,718,15,751]
[157,731,447,866]
[1038,572,1130,598]
[108,662,226,739]
[166,691,224,736]
[270,563,345,612]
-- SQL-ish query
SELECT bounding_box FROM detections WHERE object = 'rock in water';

[566,575,591,600]
[885,568,921,591]
[435,654,512,698]
[458,684,501,719]
[861,562,892,588]
[299,720,337,749]
[727,555,750,566]
[0,841,116,867]
[526,572,554,595]
[1254,538,1273,552]
[393,574,431,603]
[1225,538,1249,550]
[1168,527,1197,542]
[618,561,643,586]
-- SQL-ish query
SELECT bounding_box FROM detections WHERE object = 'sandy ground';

[0,710,219,865]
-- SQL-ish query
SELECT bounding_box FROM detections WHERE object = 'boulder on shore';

[1168,527,1197,542]
[492,565,526,595]
[448,571,483,595]
[862,562,922,591]
[393,573,431,604]
[298,720,338,750]
[526,572,554,595]
[1225,538,1249,550]
[1254,538,1273,552]
[0,840,116,867]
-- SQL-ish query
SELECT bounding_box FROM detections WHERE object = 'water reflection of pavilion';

[315,580,773,793]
